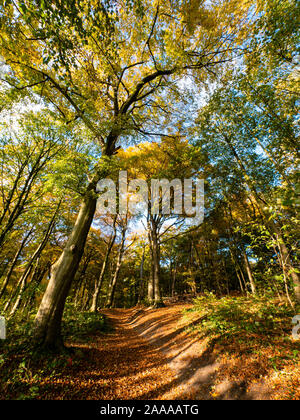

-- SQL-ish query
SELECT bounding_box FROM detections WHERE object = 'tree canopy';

[0,0,299,354]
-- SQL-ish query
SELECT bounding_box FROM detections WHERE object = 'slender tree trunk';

[224,134,300,302]
[106,223,126,308]
[147,215,164,307]
[206,244,222,295]
[74,272,85,308]
[151,224,163,307]
[74,254,92,309]
[9,203,59,317]
[90,252,110,311]
[78,275,90,310]
[193,243,206,293]
[137,245,145,303]
[4,268,31,313]
[24,263,49,311]
[243,251,256,295]
[236,270,245,294]
[189,242,197,296]
[90,216,117,312]
[171,261,177,297]
[0,146,51,249]
[222,260,230,295]
[0,229,32,299]
[82,288,91,311]
[230,248,245,294]
[9,264,34,317]
[272,225,300,304]
[148,260,154,303]
[73,253,92,308]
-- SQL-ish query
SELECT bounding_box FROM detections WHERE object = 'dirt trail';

[126,303,219,399]
[39,308,177,399]
[105,303,271,400]
[38,303,270,399]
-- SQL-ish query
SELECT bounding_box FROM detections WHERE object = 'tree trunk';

[24,263,49,311]
[224,133,299,302]
[106,222,126,308]
[137,245,145,303]
[8,264,34,317]
[148,260,154,303]
[272,224,300,303]
[90,252,110,311]
[0,229,32,299]
[73,253,92,308]
[8,203,59,317]
[33,187,97,350]
[229,248,245,294]
[171,261,177,297]
[90,216,117,312]
[151,220,163,307]
[243,251,256,295]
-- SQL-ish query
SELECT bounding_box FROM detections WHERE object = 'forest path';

[97,303,220,400]
[40,303,268,399]
[41,306,180,399]
[99,303,269,400]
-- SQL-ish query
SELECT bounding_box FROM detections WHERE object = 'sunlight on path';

[39,309,179,399]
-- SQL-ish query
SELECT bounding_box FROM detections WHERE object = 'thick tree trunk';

[33,188,97,350]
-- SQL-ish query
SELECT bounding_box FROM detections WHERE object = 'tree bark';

[137,245,145,303]
[33,186,98,349]
[8,203,59,317]
[171,260,177,297]
[90,216,117,312]
[23,262,49,311]
[150,217,164,307]
[0,229,32,299]
[148,260,154,303]
[243,251,256,295]
[106,221,126,308]
[223,133,300,303]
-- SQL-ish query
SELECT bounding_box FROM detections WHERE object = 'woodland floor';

[16,301,296,400]
[1,301,299,400]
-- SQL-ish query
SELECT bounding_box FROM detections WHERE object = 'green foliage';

[190,293,298,339]
[0,303,110,399]
[62,302,111,342]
